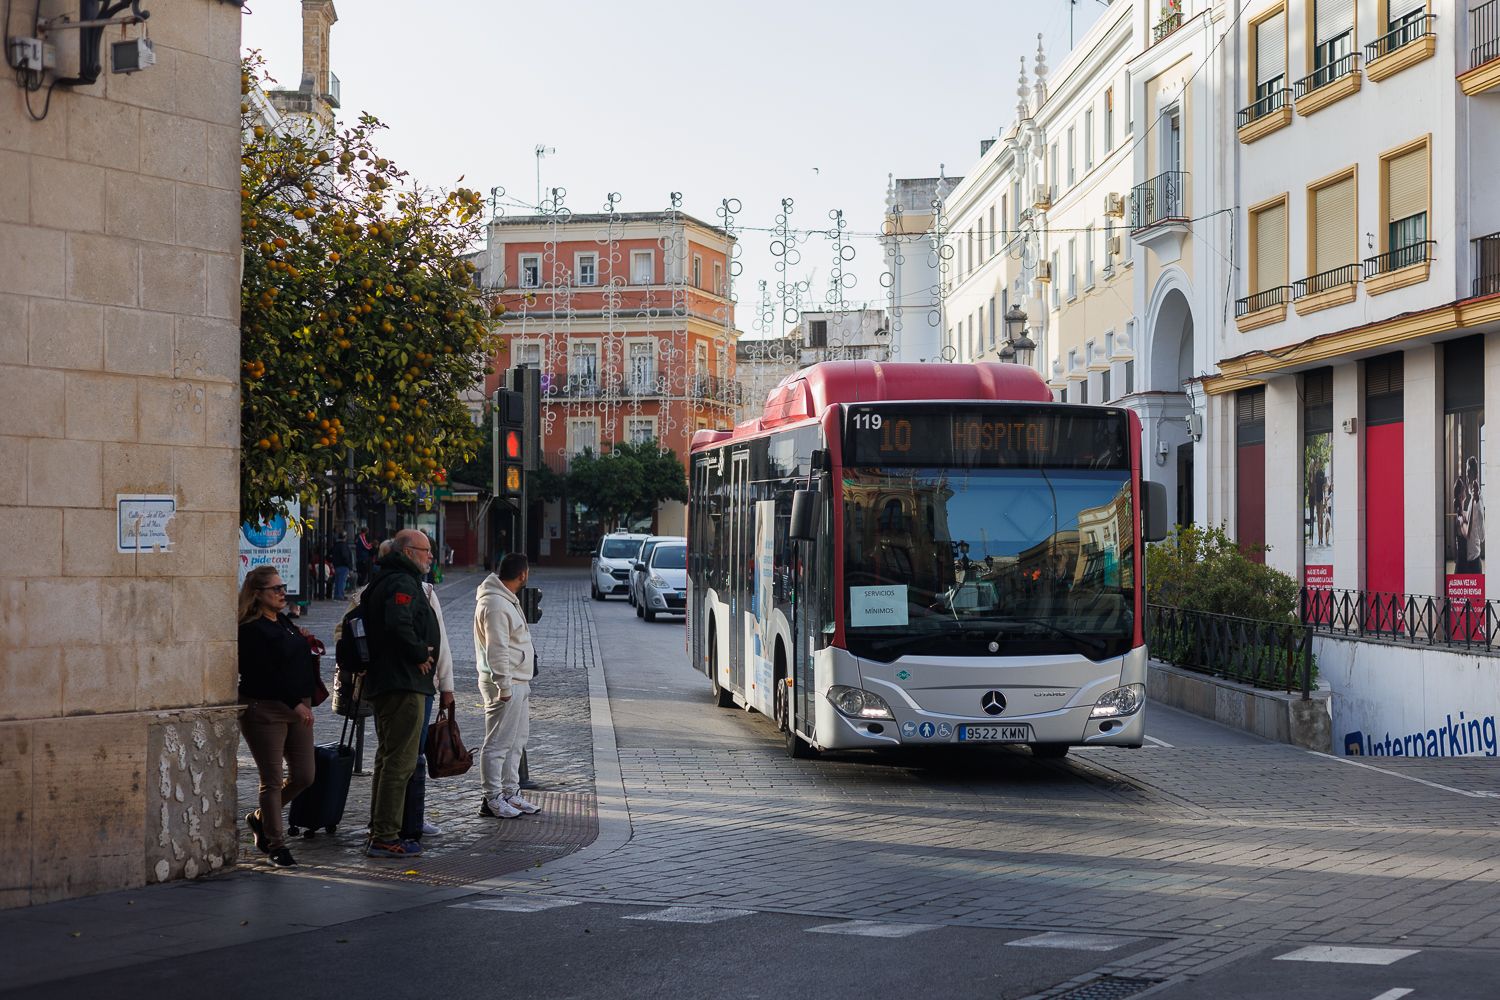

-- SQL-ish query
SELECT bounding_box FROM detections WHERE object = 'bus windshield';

[842,466,1135,661]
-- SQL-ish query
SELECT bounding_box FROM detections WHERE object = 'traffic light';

[494,388,524,499]
[507,365,542,472]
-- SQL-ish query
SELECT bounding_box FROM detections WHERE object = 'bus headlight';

[828,685,894,720]
[1090,683,1145,719]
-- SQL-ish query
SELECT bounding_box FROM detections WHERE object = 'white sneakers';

[421,820,443,836]
[506,794,541,815]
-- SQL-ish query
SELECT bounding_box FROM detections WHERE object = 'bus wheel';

[709,635,733,708]
[1031,743,1070,760]
[786,724,818,759]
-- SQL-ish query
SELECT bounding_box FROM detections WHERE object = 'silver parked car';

[591,532,650,600]
[637,542,687,622]
[629,535,684,608]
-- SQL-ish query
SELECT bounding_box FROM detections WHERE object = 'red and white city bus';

[687,360,1168,758]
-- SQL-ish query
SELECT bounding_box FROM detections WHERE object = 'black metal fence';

[1153,9,1183,43]
[1235,285,1291,317]
[1364,240,1434,278]
[1148,605,1314,698]
[1130,171,1187,231]
[1473,0,1500,70]
[1237,87,1290,128]
[1301,587,1500,650]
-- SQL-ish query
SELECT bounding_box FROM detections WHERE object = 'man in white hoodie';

[474,552,542,818]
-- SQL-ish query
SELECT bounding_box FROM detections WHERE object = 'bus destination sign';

[844,405,1129,469]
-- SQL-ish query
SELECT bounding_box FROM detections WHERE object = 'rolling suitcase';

[288,699,359,838]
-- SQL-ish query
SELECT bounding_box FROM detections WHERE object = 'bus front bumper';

[823,701,1145,749]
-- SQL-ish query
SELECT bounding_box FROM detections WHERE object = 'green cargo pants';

[368,690,425,843]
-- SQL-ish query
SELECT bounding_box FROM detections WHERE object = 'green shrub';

[1146,524,1301,623]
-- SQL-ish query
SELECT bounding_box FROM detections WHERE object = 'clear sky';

[242,0,1107,336]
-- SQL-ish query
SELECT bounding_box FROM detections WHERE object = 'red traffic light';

[504,429,521,460]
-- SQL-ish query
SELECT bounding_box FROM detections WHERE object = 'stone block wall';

[0,0,243,907]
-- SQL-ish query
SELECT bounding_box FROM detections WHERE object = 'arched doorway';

[1145,285,1195,527]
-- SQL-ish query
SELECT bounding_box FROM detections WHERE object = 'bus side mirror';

[789,489,820,542]
[1142,481,1169,543]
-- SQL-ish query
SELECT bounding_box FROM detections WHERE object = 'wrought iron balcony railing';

[1235,285,1291,317]
[1473,0,1500,70]
[1365,13,1435,64]
[1129,171,1187,231]
[1237,87,1291,128]
[1293,263,1361,299]
[1474,232,1500,298]
[1293,51,1359,100]
[1363,239,1434,278]
[1152,9,1183,44]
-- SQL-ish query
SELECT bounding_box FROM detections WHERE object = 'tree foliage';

[566,441,688,531]
[1145,524,1301,622]
[239,59,500,523]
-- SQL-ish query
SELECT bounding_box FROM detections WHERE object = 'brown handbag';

[427,707,475,778]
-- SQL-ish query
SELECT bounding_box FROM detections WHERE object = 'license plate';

[958,724,1032,742]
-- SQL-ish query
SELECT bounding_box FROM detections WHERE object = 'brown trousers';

[239,699,316,850]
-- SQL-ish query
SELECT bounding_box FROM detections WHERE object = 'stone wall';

[0,0,243,907]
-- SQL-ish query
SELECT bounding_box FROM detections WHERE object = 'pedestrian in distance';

[361,528,442,858]
[331,531,352,601]
[475,552,542,819]
[355,524,376,586]
[237,565,321,868]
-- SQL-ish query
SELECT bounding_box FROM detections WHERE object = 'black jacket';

[238,613,320,708]
[360,551,440,699]
[330,540,352,569]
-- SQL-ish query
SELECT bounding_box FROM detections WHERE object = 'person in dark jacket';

[237,565,320,868]
[360,528,441,858]
[330,531,353,600]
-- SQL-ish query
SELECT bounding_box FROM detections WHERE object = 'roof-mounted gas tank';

[760,360,1053,429]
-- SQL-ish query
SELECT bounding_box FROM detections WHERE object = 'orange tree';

[239,60,501,525]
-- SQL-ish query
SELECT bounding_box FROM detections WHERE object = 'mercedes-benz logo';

[981,691,1006,716]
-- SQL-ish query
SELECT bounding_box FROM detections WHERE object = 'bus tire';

[786,726,818,759]
[709,630,733,708]
[1031,743,1070,759]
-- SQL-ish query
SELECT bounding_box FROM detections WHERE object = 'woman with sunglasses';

[237,565,320,867]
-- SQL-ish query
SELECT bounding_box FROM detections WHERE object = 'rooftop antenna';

[534,145,555,210]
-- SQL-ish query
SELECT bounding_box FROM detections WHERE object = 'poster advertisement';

[238,500,303,595]
[1444,411,1485,639]
[1303,431,1333,622]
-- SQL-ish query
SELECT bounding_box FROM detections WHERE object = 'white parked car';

[637,542,687,622]
[591,533,650,600]
[629,535,684,608]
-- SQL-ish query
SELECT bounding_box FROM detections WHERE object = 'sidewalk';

[0,568,605,993]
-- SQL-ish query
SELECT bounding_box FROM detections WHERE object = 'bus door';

[746,499,777,716]
[792,476,827,741]
[728,450,750,695]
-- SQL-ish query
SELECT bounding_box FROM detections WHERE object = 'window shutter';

[1388,0,1425,22]
[1316,0,1355,44]
[1257,13,1286,85]
[1387,147,1427,223]
[1255,201,1287,292]
[1314,176,1356,272]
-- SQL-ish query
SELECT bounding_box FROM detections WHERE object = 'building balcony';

[1363,240,1434,295]
[545,373,742,405]
[1462,0,1500,94]
[1365,14,1436,82]
[1152,9,1183,44]
[1473,232,1500,298]
[689,374,745,405]
[1293,263,1361,315]
[1234,285,1291,331]
[1129,171,1189,260]
[1294,53,1362,116]
[1236,88,1292,144]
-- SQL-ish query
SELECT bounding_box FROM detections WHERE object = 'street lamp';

[1003,304,1035,368]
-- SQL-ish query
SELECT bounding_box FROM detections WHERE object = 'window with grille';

[1255,10,1287,102]
[1385,144,1428,257]
[1314,0,1354,71]
[809,320,828,348]
[629,342,655,390]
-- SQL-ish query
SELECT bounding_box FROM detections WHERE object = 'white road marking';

[806,920,938,938]
[1273,946,1419,966]
[1369,990,1414,1000]
[624,905,755,924]
[1307,750,1500,798]
[450,896,580,913]
[1006,931,1142,952]
[1143,735,1174,749]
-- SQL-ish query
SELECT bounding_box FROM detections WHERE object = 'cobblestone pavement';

[232,567,597,883]
[485,592,1500,994]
